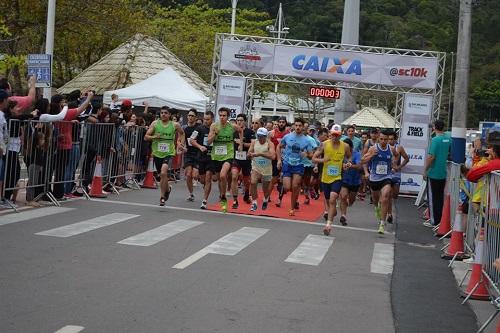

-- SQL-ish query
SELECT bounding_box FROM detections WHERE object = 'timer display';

[309,87,341,99]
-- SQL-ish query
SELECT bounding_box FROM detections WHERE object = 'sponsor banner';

[220,40,438,89]
[405,148,426,167]
[404,94,433,119]
[401,121,429,141]
[216,76,247,120]
[400,173,424,194]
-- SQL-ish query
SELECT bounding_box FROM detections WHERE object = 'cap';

[330,124,342,135]
[256,127,268,137]
[121,99,133,108]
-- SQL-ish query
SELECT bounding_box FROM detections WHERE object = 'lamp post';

[231,0,238,35]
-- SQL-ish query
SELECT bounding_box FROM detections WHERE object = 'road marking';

[285,234,334,266]
[0,207,75,226]
[173,227,268,269]
[370,243,394,275]
[54,325,84,333]
[89,199,392,235]
[118,219,204,246]
[36,213,139,237]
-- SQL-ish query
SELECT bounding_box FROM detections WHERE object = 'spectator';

[0,75,36,112]
[466,126,500,182]
[424,119,451,226]
[0,90,9,206]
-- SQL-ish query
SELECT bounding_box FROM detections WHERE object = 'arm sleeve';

[39,106,68,122]
[466,159,500,182]
[428,138,437,156]
[63,108,79,121]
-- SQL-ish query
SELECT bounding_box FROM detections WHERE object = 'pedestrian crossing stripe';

[285,234,334,266]
[370,243,394,275]
[0,207,75,226]
[54,325,84,333]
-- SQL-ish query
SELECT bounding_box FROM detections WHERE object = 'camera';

[476,149,489,158]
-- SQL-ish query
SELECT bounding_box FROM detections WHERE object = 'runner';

[248,127,275,211]
[269,116,290,201]
[342,125,363,152]
[302,127,319,205]
[362,128,380,203]
[313,124,351,235]
[276,118,314,216]
[189,110,214,209]
[339,138,362,226]
[183,108,200,202]
[144,106,185,206]
[231,114,255,209]
[207,107,243,213]
[361,130,399,234]
[314,128,330,218]
[387,130,410,223]
[358,131,369,201]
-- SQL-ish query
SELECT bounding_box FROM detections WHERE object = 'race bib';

[158,143,169,153]
[376,163,388,175]
[203,135,208,146]
[214,145,227,156]
[327,165,340,177]
[235,151,247,160]
[255,157,268,166]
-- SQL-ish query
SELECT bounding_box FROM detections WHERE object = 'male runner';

[248,127,275,211]
[269,116,290,200]
[144,106,185,206]
[302,128,319,205]
[339,138,362,226]
[362,130,399,234]
[208,107,243,212]
[313,124,351,235]
[387,131,409,223]
[183,108,200,201]
[276,118,314,216]
[231,114,255,208]
[342,125,363,152]
[189,110,214,209]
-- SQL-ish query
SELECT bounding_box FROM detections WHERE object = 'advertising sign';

[400,173,424,193]
[215,76,247,120]
[401,121,429,142]
[220,40,439,89]
[404,94,433,118]
[27,54,51,88]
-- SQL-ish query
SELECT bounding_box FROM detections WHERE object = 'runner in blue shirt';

[339,138,363,226]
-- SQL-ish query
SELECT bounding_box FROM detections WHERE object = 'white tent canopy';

[103,67,208,111]
[341,107,399,129]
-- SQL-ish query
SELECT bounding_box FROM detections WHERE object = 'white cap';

[256,127,268,137]
[330,124,342,135]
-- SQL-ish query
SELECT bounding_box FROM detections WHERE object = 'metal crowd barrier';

[1,119,149,212]
[484,172,500,287]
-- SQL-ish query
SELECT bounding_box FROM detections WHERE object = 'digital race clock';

[309,87,341,99]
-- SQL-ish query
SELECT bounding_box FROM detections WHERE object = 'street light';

[231,0,238,35]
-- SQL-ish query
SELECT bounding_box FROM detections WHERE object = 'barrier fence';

[1,119,149,211]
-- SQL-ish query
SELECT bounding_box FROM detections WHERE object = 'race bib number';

[327,165,340,177]
[203,135,208,146]
[255,157,268,166]
[235,151,247,160]
[214,145,227,156]
[376,163,388,175]
[158,143,169,153]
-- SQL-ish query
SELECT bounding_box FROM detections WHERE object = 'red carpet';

[207,190,324,222]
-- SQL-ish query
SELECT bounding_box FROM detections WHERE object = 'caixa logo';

[292,55,362,75]
[409,154,423,161]
[390,67,428,77]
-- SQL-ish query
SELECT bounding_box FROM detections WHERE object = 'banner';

[399,93,433,194]
[215,76,247,120]
[27,54,52,88]
[220,40,439,90]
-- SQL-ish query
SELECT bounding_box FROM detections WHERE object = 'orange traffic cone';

[442,206,468,260]
[496,319,500,333]
[141,155,157,189]
[435,194,451,237]
[463,227,490,300]
[89,155,108,198]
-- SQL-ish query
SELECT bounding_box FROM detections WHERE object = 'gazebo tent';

[341,107,399,129]
[102,67,208,111]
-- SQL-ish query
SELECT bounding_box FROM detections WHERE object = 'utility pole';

[231,0,238,35]
[451,0,472,163]
[43,0,56,99]
[269,3,289,116]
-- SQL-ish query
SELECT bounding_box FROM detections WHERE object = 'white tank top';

[252,140,272,176]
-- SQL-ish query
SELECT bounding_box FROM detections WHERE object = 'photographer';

[466,126,500,182]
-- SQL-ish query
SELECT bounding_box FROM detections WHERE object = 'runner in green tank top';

[145,106,185,206]
[207,107,243,212]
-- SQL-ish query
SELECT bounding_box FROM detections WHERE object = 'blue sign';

[480,121,499,142]
[27,54,52,88]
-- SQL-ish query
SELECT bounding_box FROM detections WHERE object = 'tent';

[103,67,208,111]
[341,107,399,129]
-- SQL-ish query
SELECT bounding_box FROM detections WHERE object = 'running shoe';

[243,193,251,204]
[304,198,310,205]
[250,202,257,212]
[289,209,295,216]
[339,215,347,226]
[275,199,282,207]
[186,193,195,202]
[323,225,332,236]
[377,222,385,234]
[375,206,381,220]
[164,185,172,201]
[387,214,393,224]
[262,201,268,211]
[221,198,228,213]
[232,200,239,209]
[159,197,166,207]
[200,200,207,210]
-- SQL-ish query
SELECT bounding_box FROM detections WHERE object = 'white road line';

[370,243,394,275]
[54,325,84,333]
[36,213,139,238]
[173,227,269,269]
[118,219,204,246]
[89,199,392,235]
[0,207,75,226]
[285,234,334,266]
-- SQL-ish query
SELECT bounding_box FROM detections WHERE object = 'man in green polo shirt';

[145,106,185,206]
[424,119,451,226]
